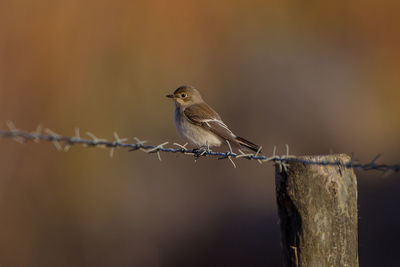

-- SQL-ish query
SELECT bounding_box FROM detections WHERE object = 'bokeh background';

[1,1,399,266]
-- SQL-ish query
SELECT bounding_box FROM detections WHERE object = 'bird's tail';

[235,136,261,153]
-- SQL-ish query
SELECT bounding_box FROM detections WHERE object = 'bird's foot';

[193,146,212,157]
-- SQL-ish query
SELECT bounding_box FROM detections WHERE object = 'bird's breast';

[174,108,222,147]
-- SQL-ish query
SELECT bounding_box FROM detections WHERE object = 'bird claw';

[193,146,212,157]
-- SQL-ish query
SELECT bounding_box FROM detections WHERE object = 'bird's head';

[166,85,203,107]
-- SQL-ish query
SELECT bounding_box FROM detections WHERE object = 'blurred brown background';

[0,0,399,266]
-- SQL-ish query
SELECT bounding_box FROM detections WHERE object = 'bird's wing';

[183,104,236,141]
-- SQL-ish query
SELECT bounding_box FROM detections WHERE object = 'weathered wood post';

[275,154,358,267]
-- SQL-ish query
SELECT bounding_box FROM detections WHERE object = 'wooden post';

[275,154,359,267]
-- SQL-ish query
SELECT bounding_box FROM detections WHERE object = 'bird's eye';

[180,93,187,98]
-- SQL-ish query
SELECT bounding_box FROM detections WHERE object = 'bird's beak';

[166,94,174,98]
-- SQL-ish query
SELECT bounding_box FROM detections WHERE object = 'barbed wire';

[0,122,399,173]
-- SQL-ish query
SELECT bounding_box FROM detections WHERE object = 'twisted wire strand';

[0,126,399,172]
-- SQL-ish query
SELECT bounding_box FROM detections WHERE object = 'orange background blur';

[0,1,399,266]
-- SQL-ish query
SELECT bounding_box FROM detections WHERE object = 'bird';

[166,85,261,152]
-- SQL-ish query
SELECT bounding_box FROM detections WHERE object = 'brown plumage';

[167,85,261,152]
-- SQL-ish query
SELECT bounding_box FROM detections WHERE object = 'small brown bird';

[166,85,260,152]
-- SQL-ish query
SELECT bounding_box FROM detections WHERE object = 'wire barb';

[32,124,43,143]
[225,140,236,168]
[6,121,24,143]
[109,132,128,158]
[44,128,63,151]
[86,132,107,148]
[173,142,188,150]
